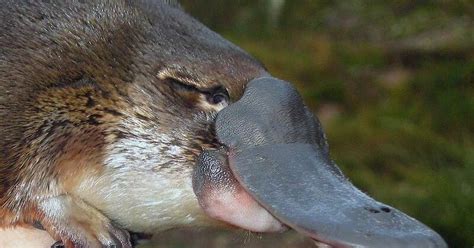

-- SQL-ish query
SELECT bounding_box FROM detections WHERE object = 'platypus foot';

[37,195,131,248]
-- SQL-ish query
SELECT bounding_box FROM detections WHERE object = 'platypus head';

[1,0,446,247]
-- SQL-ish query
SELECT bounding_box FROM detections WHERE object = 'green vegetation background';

[144,1,474,247]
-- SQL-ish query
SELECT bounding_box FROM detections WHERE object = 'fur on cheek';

[70,117,216,233]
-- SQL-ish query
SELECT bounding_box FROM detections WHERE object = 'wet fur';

[0,0,265,246]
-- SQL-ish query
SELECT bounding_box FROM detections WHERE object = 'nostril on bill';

[380,206,391,213]
[364,206,392,214]
[364,207,381,214]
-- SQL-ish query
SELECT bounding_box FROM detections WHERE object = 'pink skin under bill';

[197,186,287,233]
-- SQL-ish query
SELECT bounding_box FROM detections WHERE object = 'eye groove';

[165,77,198,92]
[163,77,229,106]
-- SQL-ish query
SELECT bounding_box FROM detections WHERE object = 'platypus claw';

[51,241,64,248]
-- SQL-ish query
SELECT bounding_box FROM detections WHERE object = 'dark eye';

[207,88,229,105]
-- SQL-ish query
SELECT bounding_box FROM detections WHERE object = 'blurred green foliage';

[147,1,474,247]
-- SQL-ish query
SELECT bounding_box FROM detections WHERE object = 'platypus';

[0,1,447,247]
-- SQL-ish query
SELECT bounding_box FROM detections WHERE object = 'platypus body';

[0,1,447,248]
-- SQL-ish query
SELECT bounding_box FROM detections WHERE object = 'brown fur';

[0,0,265,246]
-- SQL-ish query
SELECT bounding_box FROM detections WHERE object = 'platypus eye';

[207,88,229,105]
